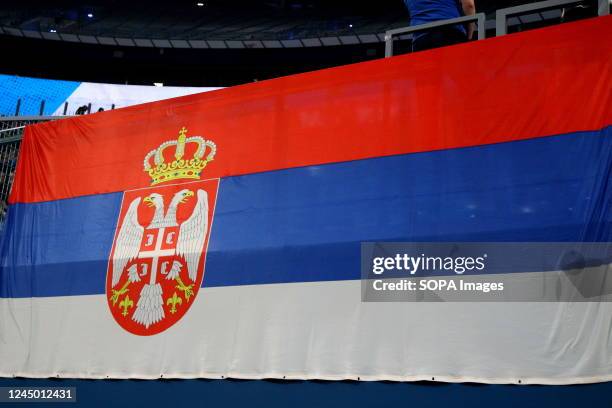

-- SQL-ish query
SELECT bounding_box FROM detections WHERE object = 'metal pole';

[14,99,21,116]
[495,10,508,36]
[63,102,69,115]
[39,100,46,115]
[384,34,393,58]
[476,13,485,40]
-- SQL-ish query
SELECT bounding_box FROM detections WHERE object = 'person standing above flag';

[404,0,476,52]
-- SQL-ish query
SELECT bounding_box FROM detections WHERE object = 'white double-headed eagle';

[111,188,208,327]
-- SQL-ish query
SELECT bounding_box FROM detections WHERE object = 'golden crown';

[143,127,216,185]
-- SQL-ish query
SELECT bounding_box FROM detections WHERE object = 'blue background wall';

[0,74,79,116]
[1,378,610,407]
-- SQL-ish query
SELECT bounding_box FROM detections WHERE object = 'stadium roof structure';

[0,0,590,48]
[4,1,405,43]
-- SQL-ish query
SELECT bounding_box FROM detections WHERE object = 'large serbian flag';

[1,17,611,383]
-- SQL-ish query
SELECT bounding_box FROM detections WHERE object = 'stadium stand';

[0,0,607,85]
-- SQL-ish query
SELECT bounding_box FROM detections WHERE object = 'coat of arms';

[106,127,218,335]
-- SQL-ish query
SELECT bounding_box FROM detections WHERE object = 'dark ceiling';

[0,0,601,86]
[0,0,537,40]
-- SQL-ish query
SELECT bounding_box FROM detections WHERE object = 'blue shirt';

[404,0,466,35]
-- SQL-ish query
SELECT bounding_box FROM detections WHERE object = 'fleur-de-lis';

[175,276,194,302]
[119,295,134,317]
[110,281,130,306]
[166,292,182,314]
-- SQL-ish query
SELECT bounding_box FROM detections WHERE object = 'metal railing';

[385,13,485,58]
[385,0,609,57]
[0,116,60,223]
[12,98,115,116]
[496,0,610,36]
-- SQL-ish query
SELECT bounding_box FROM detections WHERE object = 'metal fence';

[385,0,609,57]
[12,99,115,116]
[496,0,609,36]
[385,13,486,58]
[0,116,58,223]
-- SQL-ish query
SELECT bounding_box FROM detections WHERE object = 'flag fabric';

[1,16,611,383]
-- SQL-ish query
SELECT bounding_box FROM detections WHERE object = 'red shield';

[106,178,219,335]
